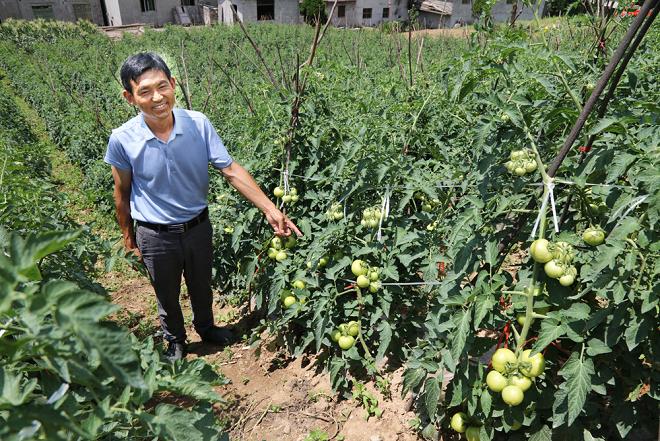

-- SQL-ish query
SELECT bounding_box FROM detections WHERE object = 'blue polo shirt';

[104,108,233,224]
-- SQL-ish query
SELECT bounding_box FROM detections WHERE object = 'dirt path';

[105,272,424,441]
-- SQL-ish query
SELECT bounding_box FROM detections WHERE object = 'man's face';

[123,69,176,124]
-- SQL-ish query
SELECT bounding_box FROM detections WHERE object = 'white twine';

[531,180,560,238]
[611,194,649,225]
[377,187,391,242]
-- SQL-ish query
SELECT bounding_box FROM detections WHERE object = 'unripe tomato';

[351,260,369,277]
[282,195,292,203]
[510,150,524,160]
[369,268,380,281]
[283,296,296,308]
[486,370,508,392]
[559,273,575,286]
[285,236,297,249]
[465,426,481,441]
[449,412,468,433]
[318,256,329,267]
[357,275,370,288]
[369,281,381,293]
[275,250,288,262]
[524,160,537,173]
[582,227,605,246]
[268,248,278,259]
[508,375,532,392]
[280,289,292,301]
[271,237,283,250]
[338,335,355,350]
[338,323,349,335]
[291,195,299,203]
[505,161,515,172]
[530,239,553,263]
[514,167,526,176]
[289,187,298,196]
[517,314,533,327]
[292,280,305,290]
[368,219,379,228]
[360,219,367,227]
[422,203,433,212]
[273,186,284,198]
[501,385,524,406]
[330,329,341,342]
[510,420,522,430]
[491,348,517,373]
[519,349,545,377]
[333,211,344,220]
[544,260,564,278]
[347,321,359,337]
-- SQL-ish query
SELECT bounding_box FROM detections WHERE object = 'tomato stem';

[355,287,374,360]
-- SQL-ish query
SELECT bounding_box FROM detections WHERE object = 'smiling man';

[105,52,301,362]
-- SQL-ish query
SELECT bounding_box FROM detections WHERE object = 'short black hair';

[120,52,172,94]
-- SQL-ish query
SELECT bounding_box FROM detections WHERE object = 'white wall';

[104,0,122,25]
[112,0,180,26]
[218,0,301,24]
[0,0,104,25]
[328,0,407,27]
[446,0,544,27]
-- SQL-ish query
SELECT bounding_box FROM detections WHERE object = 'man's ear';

[170,76,176,89]
[122,89,135,105]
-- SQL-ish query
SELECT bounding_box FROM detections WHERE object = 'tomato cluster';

[450,412,481,440]
[351,259,382,293]
[530,239,578,286]
[280,279,308,308]
[273,186,300,204]
[360,206,382,228]
[267,235,296,262]
[414,191,440,213]
[504,149,537,176]
[325,201,344,221]
[484,348,545,408]
[330,320,359,350]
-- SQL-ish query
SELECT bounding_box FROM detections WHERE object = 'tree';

[300,0,327,24]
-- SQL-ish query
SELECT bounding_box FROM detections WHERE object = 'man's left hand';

[265,207,302,237]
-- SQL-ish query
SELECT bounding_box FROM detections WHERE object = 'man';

[105,52,300,362]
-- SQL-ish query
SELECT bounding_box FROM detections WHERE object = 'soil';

[104,271,425,441]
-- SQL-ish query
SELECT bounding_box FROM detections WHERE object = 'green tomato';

[291,194,299,203]
[271,237,283,250]
[292,280,306,290]
[517,314,534,327]
[268,248,278,259]
[338,323,349,335]
[368,219,379,228]
[559,273,575,286]
[508,375,532,392]
[351,259,369,277]
[368,268,380,281]
[330,329,341,342]
[491,348,517,373]
[338,335,355,350]
[275,250,288,262]
[583,227,605,246]
[369,281,381,293]
[347,321,359,337]
[333,211,344,220]
[289,187,297,196]
[510,150,524,160]
[505,161,515,172]
[318,256,329,267]
[524,160,537,173]
[283,296,296,308]
[449,412,468,433]
[544,260,564,279]
[530,239,553,263]
[356,275,370,288]
[465,426,481,441]
[486,370,508,392]
[282,194,292,203]
[422,203,433,212]
[273,186,284,198]
[285,236,297,249]
[279,289,292,301]
[501,385,524,406]
[519,349,545,377]
[514,167,526,176]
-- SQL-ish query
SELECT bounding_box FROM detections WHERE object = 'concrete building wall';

[0,0,104,25]
[110,0,180,26]
[445,0,543,27]
[104,0,122,25]
[327,0,407,27]
[218,0,301,24]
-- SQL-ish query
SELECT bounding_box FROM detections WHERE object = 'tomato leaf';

[423,376,440,419]
[528,425,552,441]
[450,308,471,362]
[558,352,594,426]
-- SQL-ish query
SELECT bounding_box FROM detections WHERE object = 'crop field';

[0,6,658,441]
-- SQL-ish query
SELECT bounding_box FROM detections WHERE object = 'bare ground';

[104,271,424,441]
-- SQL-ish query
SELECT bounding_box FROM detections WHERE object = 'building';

[217,0,301,24]
[104,0,217,26]
[418,0,545,28]
[325,0,408,27]
[0,0,105,25]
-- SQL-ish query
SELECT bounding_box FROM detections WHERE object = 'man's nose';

[153,90,162,101]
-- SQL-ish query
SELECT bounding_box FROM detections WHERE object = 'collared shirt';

[104,108,233,224]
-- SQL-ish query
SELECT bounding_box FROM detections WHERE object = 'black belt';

[136,207,208,233]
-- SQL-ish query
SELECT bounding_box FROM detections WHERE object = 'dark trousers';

[136,217,214,343]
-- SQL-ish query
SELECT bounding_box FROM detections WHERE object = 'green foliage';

[299,0,328,24]
[0,17,658,440]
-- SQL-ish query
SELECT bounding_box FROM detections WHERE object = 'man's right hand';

[124,235,143,263]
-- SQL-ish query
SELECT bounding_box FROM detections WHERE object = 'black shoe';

[200,326,234,346]
[164,341,187,362]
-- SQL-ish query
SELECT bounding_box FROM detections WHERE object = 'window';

[140,0,155,12]
[256,0,274,20]
[337,5,345,17]
[232,4,238,15]
[181,0,195,5]
[73,3,92,21]
[32,5,55,20]
[362,8,372,19]
[382,7,389,18]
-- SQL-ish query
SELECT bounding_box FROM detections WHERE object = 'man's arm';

[220,162,302,237]
[111,166,141,257]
